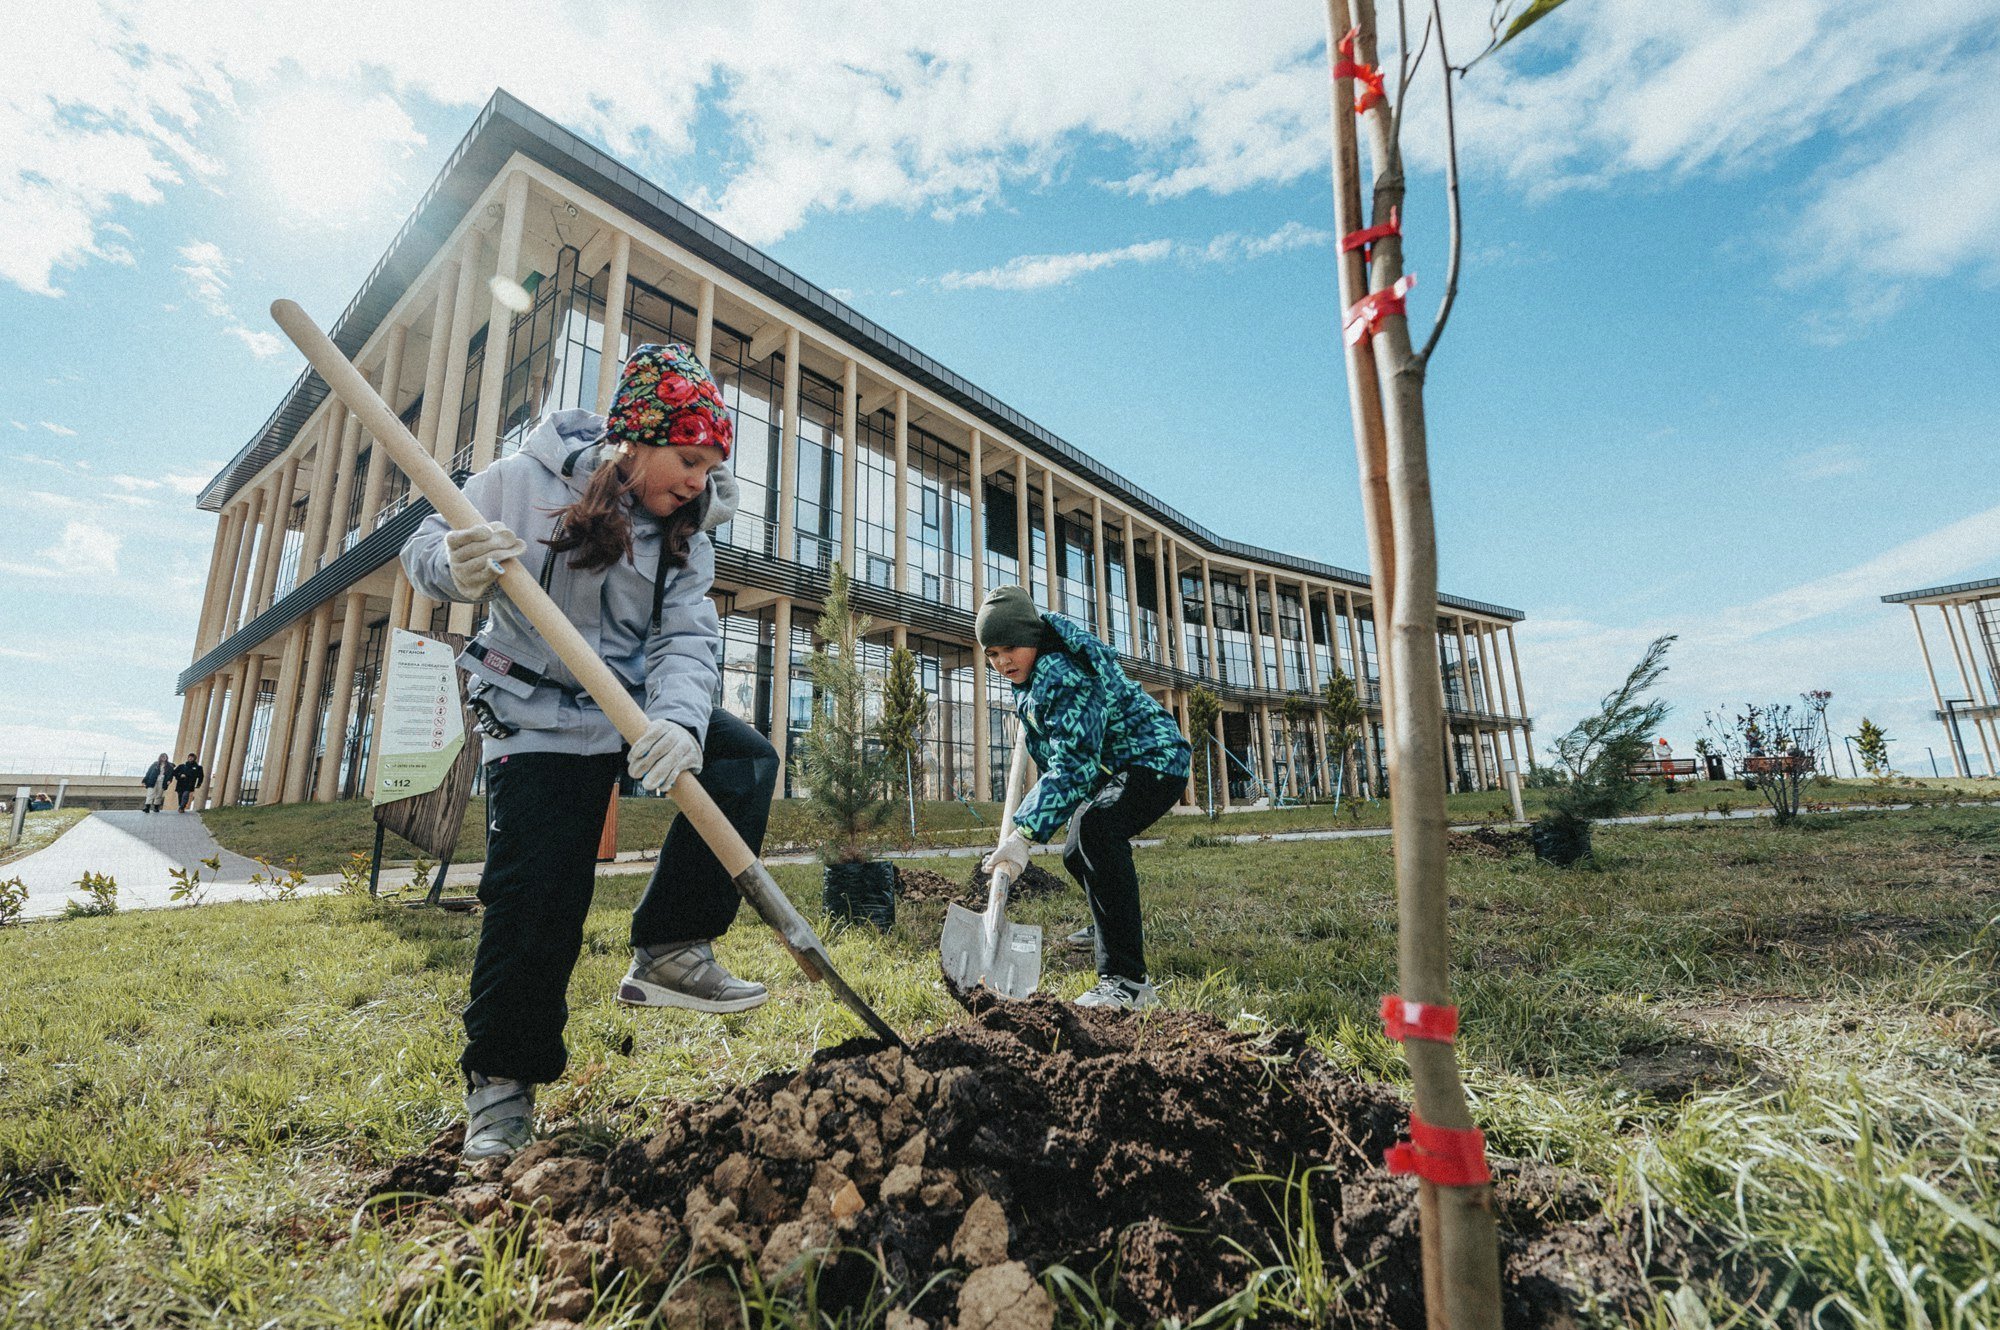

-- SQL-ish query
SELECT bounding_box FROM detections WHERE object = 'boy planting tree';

[976,585,1190,1010]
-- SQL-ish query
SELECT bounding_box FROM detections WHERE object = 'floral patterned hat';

[603,342,734,459]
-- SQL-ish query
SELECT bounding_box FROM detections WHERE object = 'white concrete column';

[197,668,235,802]
[186,677,221,777]
[593,232,632,413]
[389,569,414,634]
[1090,495,1108,639]
[316,592,370,800]
[258,624,310,805]
[771,598,794,792]
[1163,539,1181,671]
[190,509,234,655]
[695,276,716,367]
[1199,557,1220,683]
[970,428,990,801]
[469,171,530,472]
[1940,604,1999,775]
[1041,467,1059,612]
[840,360,859,572]
[1128,512,1144,660]
[433,229,484,467]
[1504,623,1531,766]
[416,258,460,455]
[1246,569,1269,693]
[1909,604,1965,777]
[295,406,341,575]
[1269,575,1289,693]
[892,389,909,592]
[220,654,266,806]
[1214,707,1232,811]
[251,461,298,615]
[221,492,264,637]
[356,323,409,535]
[1455,618,1490,790]
[1013,453,1032,597]
[321,411,364,567]
[1953,601,2000,766]
[281,600,337,802]
[199,506,244,649]
[777,328,800,562]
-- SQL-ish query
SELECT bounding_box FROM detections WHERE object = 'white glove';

[628,720,703,794]
[699,467,740,533]
[445,522,527,600]
[983,831,1031,879]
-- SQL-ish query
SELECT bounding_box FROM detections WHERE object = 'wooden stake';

[1324,5,1503,1326]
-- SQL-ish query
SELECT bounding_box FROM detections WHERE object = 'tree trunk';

[1325,4,1503,1326]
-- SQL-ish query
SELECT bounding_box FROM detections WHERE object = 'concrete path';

[9,810,279,920]
[12,798,1991,922]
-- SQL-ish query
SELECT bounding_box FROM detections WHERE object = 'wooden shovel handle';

[990,717,1032,894]
[270,299,750,871]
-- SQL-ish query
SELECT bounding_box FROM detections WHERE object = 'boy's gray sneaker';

[1074,976,1158,1011]
[1065,924,1096,951]
[464,1074,534,1161]
[618,941,768,1014]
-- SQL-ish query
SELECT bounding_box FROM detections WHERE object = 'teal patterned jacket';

[1010,613,1192,843]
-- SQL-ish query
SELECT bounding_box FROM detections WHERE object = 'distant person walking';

[141,753,173,813]
[172,752,205,812]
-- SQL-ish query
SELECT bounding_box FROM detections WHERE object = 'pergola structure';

[1883,575,2000,777]
[174,91,1534,810]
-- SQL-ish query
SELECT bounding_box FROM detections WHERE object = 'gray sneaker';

[619,941,768,1014]
[464,1074,535,1161]
[1066,924,1097,951]
[1074,976,1158,1011]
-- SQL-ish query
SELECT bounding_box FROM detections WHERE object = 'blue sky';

[4,1,1999,777]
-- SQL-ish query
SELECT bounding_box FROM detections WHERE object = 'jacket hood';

[517,409,736,531]
[1041,612,1119,680]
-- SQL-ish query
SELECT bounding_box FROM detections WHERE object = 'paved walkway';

[9,811,277,920]
[12,798,1991,922]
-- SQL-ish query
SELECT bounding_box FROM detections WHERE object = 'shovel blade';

[940,905,1043,999]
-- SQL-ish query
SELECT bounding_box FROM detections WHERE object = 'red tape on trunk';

[1334,28,1387,114]
[1343,274,1415,346]
[1341,208,1401,265]
[1381,993,1458,1043]
[1386,1113,1490,1187]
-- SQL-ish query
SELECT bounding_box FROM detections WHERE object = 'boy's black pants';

[462,708,778,1084]
[1061,766,1184,983]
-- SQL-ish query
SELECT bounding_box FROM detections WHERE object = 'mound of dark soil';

[897,862,1071,908]
[1447,825,1533,858]
[371,1000,1669,1328]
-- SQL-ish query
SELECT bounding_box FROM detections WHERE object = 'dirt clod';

[955,1261,1054,1330]
[374,998,1674,1326]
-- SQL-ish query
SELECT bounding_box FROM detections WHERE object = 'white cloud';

[1788,444,1866,482]
[39,422,78,437]
[173,239,284,358]
[941,239,1174,291]
[9,421,28,431]
[940,221,1332,292]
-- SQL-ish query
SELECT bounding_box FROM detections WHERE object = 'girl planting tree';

[977,585,1191,1010]
[402,343,778,1161]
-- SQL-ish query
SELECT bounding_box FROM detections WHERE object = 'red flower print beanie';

[603,342,734,459]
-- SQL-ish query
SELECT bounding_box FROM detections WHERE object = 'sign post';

[368,630,482,905]
[1500,758,1525,824]
[372,629,466,807]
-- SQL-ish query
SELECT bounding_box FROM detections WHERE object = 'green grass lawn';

[0,809,89,869]
[200,775,2000,877]
[3,807,1996,1326]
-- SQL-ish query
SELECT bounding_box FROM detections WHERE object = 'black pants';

[1061,766,1184,983]
[175,787,196,811]
[462,708,779,1084]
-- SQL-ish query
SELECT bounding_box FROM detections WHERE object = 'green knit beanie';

[975,585,1044,649]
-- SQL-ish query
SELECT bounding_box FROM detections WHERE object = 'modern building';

[174,91,1533,810]
[1883,575,2000,777]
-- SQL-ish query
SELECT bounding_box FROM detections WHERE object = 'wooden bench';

[1628,758,1700,779]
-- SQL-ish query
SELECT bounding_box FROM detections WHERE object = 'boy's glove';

[445,522,527,600]
[983,830,1031,880]
[628,720,703,794]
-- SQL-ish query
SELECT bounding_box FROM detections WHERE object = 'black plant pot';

[822,860,898,929]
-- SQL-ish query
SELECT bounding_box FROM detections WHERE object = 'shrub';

[63,871,117,919]
[0,875,26,927]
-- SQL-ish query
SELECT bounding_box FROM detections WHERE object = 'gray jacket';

[401,409,733,758]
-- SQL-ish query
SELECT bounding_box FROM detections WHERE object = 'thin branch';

[1389,0,1413,155]
[1414,0,1462,365]
[1398,9,1436,108]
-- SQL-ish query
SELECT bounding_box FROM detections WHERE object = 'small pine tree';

[800,564,895,863]
[1186,685,1224,817]
[1855,716,1891,778]
[1536,635,1676,865]
[1321,667,1366,801]
[1281,695,1320,798]
[879,643,931,812]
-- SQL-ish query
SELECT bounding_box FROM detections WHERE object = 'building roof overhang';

[197,89,1525,623]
